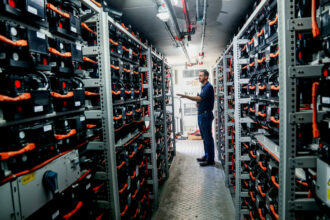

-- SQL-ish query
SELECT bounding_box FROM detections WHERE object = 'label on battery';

[75,101,81,106]
[52,210,60,220]
[36,31,46,39]
[27,5,38,15]
[34,105,43,112]
[22,173,35,185]
[322,97,330,104]
[71,26,77,33]
[43,124,52,132]
[80,116,85,121]
[86,183,91,190]
[76,44,82,51]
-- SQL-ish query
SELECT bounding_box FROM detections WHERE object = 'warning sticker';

[22,173,35,185]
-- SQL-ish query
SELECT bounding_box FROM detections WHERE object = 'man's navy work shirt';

[197,81,214,113]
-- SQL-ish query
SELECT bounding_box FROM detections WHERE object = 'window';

[184,103,197,116]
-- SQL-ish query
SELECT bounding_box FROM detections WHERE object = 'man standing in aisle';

[177,70,215,166]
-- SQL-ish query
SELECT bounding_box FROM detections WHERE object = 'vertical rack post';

[170,67,177,156]
[146,48,159,208]
[162,61,169,178]
[97,11,120,220]
[278,0,296,219]
[223,56,230,188]
[233,37,241,220]
[215,65,220,161]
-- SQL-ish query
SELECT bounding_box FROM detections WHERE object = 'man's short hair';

[200,69,209,78]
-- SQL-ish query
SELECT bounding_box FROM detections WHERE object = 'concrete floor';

[153,140,235,220]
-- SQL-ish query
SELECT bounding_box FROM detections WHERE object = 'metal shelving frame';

[233,37,250,220]
[162,61,169,178]
[145,48,159,209]
[169,67,177,156]
[81,0,173,217]
[222,54,233,189]
[278,0,322,219]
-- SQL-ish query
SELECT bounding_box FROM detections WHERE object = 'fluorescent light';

[157,12,170,21]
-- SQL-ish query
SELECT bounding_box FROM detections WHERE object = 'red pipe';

[182,0,191,33]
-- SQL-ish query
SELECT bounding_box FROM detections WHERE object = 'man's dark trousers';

[197,112,215,163]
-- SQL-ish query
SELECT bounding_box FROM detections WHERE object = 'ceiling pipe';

[163,0,184,40]
[163,0,192,63]
[199,0,207,62]
[182,0,191,33]
[164,22,180,47]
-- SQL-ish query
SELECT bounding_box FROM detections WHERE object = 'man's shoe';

[199,161,215,167]
[196,156,207,162]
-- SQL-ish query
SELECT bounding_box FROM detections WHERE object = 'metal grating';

[152,140,234,220]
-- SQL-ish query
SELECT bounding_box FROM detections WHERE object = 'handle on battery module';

[259,161,267,171]
[248,38,254,45]
[258,185,266,197]
[311,0,320,38]
[113,115,123,120]
[62,201,83,220]
[85,91,100,96]
[81,23,97,35]
[125,90,132,94]
[249,171,256,181]
[0,93,31,102]
[121,205,128,216]
[258,112,266,117]
[271,85,280,90]
[271,176,279,188]
[270,116,280,124]
[269,15,278,26]
[48,48,72,57]
[250,191,256,201]
[0,35,28,47]
[258,85,266,90]
[269,204,279,219]
[109,38,118,46]
[0,143,36,160]
[123,68,131,73]
[249,85,256,90]
[257,29,264,37]
[312,82,320,138]
[258,208,265,220]
[131,171,136,179]
[46,3,70,18]
[249,62,255,67]
[51,91,74,98]
[91,0,102,7]
[86,124,97,129]
[250,150,257,159]
[83,56,98,64]
[257,57,266,63]
[122,46,130,52]
[270,50,279,58]
[112,90,121,95]
[250,211,255,220]
[117,161,125,170]
[129,151,135,159]
[110,64,120,70]
[55,129,77,140]
[241,45,247,51]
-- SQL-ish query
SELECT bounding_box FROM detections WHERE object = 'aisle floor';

[152,140,235,220]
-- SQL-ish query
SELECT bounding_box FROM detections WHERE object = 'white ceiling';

[107,0,254,67]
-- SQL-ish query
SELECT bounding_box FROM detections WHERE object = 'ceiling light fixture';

[156,3,170,21]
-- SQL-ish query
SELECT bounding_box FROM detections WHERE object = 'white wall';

[172,65,215,136]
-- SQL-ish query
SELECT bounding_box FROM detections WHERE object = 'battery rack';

[0,0,175,220]
[279,0,330,219]
[164,64,176,167]
[216,0,330,219]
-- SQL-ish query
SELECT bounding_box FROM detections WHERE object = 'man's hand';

[176,93,202,102]
[176,94,186,98]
